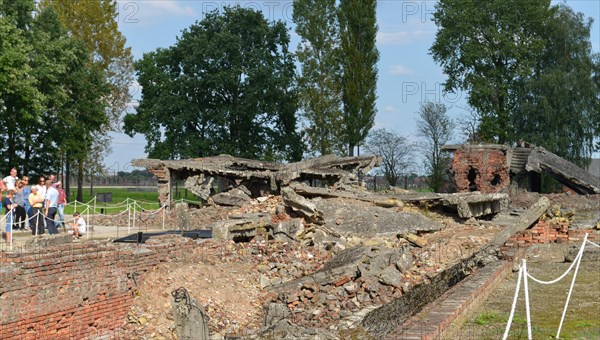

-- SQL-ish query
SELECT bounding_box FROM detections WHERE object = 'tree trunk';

[77,158,84,202]
[348,143,355,157]
[24,145,31,176]
[90,174,94,196]
[65,159,71,201]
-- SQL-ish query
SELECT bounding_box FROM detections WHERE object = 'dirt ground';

[458,243,600,339]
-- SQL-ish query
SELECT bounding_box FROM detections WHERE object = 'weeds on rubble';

[473,311,505,325]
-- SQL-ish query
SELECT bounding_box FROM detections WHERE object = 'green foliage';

[41,0,134,126]
[512,5,600,167]
[430,0,551,144]
[416,102,454,193]
[339,0,379,156]
[125,6,303,162]
[430,0,599,165]
[474,312,505,326]
[0,1,120,205]
[0,0,42,171]
[365,129,414,187]
[293,0,345,156]
[40,0,134,200]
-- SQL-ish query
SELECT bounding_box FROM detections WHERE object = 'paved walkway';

[3,222,170,251]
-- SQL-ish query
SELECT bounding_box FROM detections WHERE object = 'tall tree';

[512,5,600,166]
[0,13,41,171]
[416,102,454,192]
[40,0,133,196]
[430,0,551,144]
[339,0,379,156]
[125,6,303,162]
[293,0,344,156]
[365,129,414,187]
[40,0,133,126]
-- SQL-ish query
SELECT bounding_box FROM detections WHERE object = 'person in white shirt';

[3,167,18,191]
[35,176,47,198]
[70,212,86,239]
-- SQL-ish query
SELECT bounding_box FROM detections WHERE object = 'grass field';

[63,187,199,214]
[458,244,600,339]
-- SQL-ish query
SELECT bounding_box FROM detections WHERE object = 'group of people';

[2,168,86,244]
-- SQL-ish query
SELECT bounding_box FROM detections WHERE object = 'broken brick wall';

[451,149,509,194]
[0,236,195,340]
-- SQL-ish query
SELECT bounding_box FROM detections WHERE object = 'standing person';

[0,177,5,212]
[44,179,59,234]
[28,186,45,236]
[2,168,18,191]
[3,190,15,244]
[12,180,26,231]
[21,176,31,230]
[55,181,67,229]
[70,212,86,239]
[35,176,47,199]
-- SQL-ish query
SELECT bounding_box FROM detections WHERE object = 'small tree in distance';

[365,128,414,187]
[417,102,454,192]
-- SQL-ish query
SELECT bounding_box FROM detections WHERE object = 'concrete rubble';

[122,153,600,339]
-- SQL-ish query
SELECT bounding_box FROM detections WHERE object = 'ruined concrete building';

[443,142,600,195]
[132,154,381,207]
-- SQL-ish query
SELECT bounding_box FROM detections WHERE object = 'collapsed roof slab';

[132,154,382,206]
[526,147,600,194]
[441,192,510,219]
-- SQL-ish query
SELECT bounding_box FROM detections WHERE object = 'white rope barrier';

[503,262,524,340]
[176,198,204,205]
[504,233,593,340]
[526,244,584,285]
[523,259,532,340]
[3,197,172,251]
[587,239,600,248]
[556,233,588,339]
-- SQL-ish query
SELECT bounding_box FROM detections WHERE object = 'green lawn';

[63,187,200,214]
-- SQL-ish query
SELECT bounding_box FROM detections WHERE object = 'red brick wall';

[451,149,509,193]
[0,236,195,339]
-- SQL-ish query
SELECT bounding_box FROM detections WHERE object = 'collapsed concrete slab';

[441,192,510,219]
[290,182,507,220]
[314,199,444,236]
[133,154,381,207]
[526,146,600,194]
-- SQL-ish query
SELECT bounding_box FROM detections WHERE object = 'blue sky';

[107,0,600,173]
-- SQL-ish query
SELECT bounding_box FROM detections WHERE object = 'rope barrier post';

[9,210,13,251]
[74,200,77,215]
[556,233,588,339]
[127,202,131,235]
[87,204,91,240]
[503,264,524,340]
[132,202,136,233]
[92,196,96,237]
[522,260,532,340]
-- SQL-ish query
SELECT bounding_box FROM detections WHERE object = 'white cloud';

[383,105,399,113]
[388,64,415,76]
[376,30,432,45]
